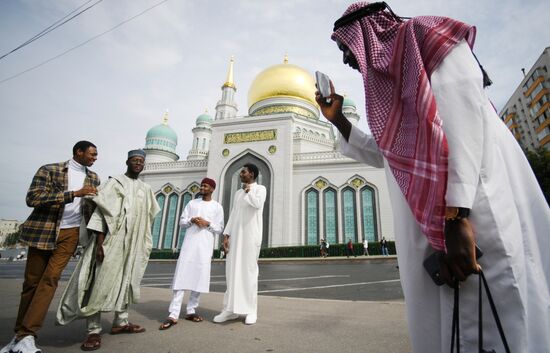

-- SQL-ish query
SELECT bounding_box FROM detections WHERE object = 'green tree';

[2,230,21,248]
[525,147,550,206]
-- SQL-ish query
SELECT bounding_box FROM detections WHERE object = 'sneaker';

[213,311,239,323]
[0,336,17,353]
[244,313,257,325]
[10,336,41,353]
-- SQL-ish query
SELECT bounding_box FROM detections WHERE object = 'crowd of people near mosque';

[2,2,549,353]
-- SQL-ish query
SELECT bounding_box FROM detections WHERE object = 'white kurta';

[171,198,224,293]
[222,182,266,315]
[340,40,550,353]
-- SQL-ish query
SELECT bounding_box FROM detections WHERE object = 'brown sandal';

[81,333,101,351]
[159,318,178,330]
[184,313,204,322]
[110,323,146,334]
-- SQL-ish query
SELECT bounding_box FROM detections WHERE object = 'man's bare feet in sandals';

[81,333,101,351]
[185,313,204,322]
[110,323,146,334]
[159,318,178,330]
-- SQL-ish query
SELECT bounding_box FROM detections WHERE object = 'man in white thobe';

[320,3,550,352]
[213,163,266,325]
[56,150,160,351]
[159,177,224,330]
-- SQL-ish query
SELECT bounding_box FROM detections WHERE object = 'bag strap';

[479,270,511,353]
[450,280,460,353]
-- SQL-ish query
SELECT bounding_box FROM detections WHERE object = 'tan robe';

[56,175,160,324]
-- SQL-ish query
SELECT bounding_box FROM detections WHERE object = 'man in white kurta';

[159,178,223,329]
[214,163,266,325]
[56,150,160,351]
[320,36,550,352]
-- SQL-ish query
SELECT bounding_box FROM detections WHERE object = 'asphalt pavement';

[0,256,412,353]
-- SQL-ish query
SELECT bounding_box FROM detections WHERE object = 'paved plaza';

[0,257,412,353]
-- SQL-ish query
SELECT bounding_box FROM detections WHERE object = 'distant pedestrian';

[363,239,369,256]
[380,237,389,256]
[320,239,328,258]
[345,239,356,258]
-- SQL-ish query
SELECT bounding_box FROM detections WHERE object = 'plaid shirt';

[19,160,100,250]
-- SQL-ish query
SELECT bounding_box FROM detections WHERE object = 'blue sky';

[0,0,548,221]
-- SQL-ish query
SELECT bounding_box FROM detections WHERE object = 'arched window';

[201,138,206,150]
[341,187,357,242]
[163,193,178,249]
[305,188,319,245]
[152,194,166,248]
[361,186,378,242]
[324,188,337,244]
[176,192,193,248]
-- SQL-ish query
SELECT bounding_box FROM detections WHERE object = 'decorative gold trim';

[315,179,327,190]
[163,185,173,193]
[224,129,277,144]
[189,185,200,194]
[268,145,277,154]
[251,105,316,119]
[351,178,365,188]
[222,148,230,157]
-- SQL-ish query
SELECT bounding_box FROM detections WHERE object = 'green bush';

[149,242,395,259]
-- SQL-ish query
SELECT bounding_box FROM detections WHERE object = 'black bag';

[450,270,511,353]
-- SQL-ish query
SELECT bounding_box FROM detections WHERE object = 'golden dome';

[248,58,317,108]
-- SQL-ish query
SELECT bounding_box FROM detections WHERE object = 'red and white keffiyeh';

[332,2,476,251]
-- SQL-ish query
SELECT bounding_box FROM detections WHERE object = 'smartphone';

[315,71,331,98]
[423,245,483,286]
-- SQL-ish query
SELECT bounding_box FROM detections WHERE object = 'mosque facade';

[140,57,395,250]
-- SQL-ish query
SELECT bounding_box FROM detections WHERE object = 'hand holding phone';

[423,245,483,286]
[315,71,332,100]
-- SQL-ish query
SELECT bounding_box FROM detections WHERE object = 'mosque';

[140,57,395,250]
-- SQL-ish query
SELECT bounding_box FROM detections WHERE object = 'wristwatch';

[445,207,470,221]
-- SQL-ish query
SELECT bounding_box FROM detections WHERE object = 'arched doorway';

[222,153,271,248]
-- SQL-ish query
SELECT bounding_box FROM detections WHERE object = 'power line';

[0,0,104,61]
[0,0,170,85]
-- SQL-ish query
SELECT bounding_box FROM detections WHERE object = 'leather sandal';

[110,323,146,334]
[159,318,178,330]
[81,333,101,351]
[184,314,204,322]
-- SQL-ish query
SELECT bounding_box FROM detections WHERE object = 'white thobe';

[222,182,266,315]
[340,40,550,352]
[171,198,224,292]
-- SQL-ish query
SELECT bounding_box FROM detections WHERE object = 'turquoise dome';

[196,113,213,124]
[343,97,356,108]
[146,123,177,143]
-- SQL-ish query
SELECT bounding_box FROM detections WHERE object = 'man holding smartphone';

[317,2,550,352]
[214,163,266,325]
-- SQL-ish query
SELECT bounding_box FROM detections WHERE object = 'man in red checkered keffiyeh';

[317,2,550,352]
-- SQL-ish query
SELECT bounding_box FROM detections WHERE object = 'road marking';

[257,275,350,282]
[142,275,350,287]
[257,279,401,293]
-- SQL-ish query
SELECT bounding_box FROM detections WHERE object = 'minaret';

[342,94,360,126]
[187,110,213,161]
[144,110,179,163]
[215,57,238,120]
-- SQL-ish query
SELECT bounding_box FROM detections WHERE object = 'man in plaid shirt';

[1,141,100,353]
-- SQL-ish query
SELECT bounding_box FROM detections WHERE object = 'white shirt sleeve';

[339,126,385,168]
[430,40,485,209]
